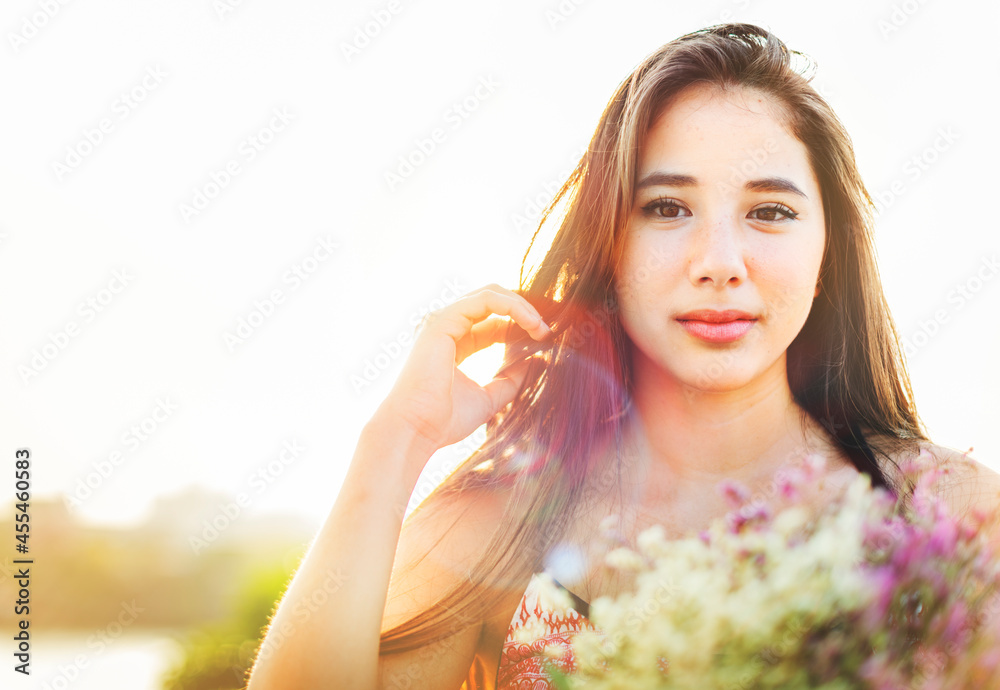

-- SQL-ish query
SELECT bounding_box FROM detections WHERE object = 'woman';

[247,23,1000,689]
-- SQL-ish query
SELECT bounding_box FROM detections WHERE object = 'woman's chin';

[678,375,757,397]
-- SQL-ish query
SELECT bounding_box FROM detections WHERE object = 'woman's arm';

[246,414,438,689]
[245,285,549,689]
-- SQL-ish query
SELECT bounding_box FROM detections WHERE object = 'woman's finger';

[453,316,512,365]
[418,286,550,343]
[455,316,556,364]
[481,357,533,416]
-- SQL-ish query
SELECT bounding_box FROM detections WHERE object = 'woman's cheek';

[768,276,816,331]
[626,237,679,295]
[616,241,658,306]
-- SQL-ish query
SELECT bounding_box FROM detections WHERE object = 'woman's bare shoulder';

[886,441,1000,533]
[402,477,512,533]
[890,440,995,482]
[383,479,515,626]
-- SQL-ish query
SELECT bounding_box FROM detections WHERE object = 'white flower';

[605,547,645,571]
[636,524,667,557]
[531,572,576,615]
[543,643,569,660]
[511,619,547,644]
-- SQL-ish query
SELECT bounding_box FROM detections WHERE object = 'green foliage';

[546,663,573,690]
[160,627,254,690]
[160,560,298,690]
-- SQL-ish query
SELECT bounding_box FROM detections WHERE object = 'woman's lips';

[677,318,756,343]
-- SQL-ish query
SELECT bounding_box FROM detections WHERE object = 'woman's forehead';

[649,83,793,132]
[636,84,815,193]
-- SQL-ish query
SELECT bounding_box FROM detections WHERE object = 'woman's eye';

[642,198,691,219]
[748,204,798,222]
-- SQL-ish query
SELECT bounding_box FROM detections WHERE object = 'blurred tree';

[160,558,299,690]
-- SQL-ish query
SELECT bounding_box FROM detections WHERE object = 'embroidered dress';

[496,573,595,689]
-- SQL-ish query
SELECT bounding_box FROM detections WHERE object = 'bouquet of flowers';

[534,454,1000,689]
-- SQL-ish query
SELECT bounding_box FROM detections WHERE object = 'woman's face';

[614,83,825,394]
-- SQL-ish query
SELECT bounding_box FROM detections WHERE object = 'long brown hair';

[379,21,927,681]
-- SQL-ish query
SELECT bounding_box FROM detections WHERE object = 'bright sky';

[1,0,997,529]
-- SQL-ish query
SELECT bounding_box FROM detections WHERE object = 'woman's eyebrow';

[635,171,697,191]
[636,171,808,200]
[745,177,808,199]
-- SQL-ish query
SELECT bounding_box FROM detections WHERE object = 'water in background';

[30,631,183,690]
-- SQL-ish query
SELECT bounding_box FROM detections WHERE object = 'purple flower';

[863,566,899,626]
[889,529,923,572]
[777,474,800,501]
[725,501,772,534]
[928,519,959,558]
[977,646,1000,674]
[940,601,970,648]
[801,453,827,480]
[719,479,751,509]
[858,652,904,689]
[863,521,896,553]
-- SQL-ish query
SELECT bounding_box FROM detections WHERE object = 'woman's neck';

[567,359,858,603]
[624,352,835,496]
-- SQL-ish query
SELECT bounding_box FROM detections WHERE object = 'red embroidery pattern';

[497,576,596,690]
[495,576,675,688]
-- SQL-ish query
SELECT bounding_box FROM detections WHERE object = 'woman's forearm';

[246,412,434,690]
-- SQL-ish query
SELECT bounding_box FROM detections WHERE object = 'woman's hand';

[376,284,551,456]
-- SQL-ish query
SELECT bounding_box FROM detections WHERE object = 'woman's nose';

[687,216,747,287]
